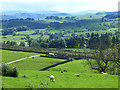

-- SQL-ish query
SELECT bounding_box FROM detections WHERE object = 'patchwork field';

[2,50,39,63]
[1,50,119,88]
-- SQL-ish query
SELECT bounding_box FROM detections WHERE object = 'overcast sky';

[0,0,119,13]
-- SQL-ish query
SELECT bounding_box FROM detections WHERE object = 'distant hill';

[1,10,69,20]
[72,10,101,15]
[2,10,30,14]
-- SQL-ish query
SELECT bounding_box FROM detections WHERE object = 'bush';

[1,63,18,77]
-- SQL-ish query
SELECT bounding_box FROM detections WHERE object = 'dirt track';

[5,55,40,65]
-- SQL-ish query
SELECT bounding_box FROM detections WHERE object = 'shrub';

[1,63,18,77]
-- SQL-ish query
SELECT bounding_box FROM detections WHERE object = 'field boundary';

[40,59,73,71]
[1,48,48,54]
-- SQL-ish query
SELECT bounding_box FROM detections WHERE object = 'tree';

[80,37,85,48]
[40,42,48,48]
[30,41,40,48]
[26,35,30,39]
[48,39,66,48]
[35,30,39,34]
[112,36,116,46]
[88,33,100,49]
[6,41,11,45]
[10,41,17,46]
[19,42,25,47]
[65,37,75,48]
[26,39,32,47]
[85,47,119,75]
[100,33,111,50]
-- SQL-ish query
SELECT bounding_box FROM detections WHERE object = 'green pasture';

[1,50,118,88]
[76,14,106,20]
[49,59,93,73]
[41,35,49,40]
[2,35,26,42]
[2,70,118,88]
[2,50,39,63]
[29,35,41,39]
[61,48,94,52]
[16,30,35,35]
[2,59,118,88]
[11,57,65,71]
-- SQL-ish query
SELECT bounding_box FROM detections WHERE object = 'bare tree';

[85,47,120,75]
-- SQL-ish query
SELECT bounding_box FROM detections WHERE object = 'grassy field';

[1,35,26,42]
[11,57,65,71]
[2,60,118,88]
[2,50,118,88]
[2,70,118,88]
[61,48,94,52]
[1,50,39,63]
[16,30,35,35]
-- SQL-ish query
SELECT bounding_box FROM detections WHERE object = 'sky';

[0,0,119,13]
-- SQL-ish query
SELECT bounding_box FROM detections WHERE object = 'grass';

[49,60,93,73]
[1,50,118,88]
[29,35,41,39]
[1,35,26,42]
[11,57,65,71]
[61,48,94,52]
[2,50,39,63]
[3,70,118,88]
[16,30,35,35]
[2,60,118,88]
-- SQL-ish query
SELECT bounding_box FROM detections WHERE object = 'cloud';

[0,0,119,12]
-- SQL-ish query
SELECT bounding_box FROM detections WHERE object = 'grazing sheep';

[50,75,55,82]
[74,74,80,77]
[101,72,108,74]
[22,75,27,78]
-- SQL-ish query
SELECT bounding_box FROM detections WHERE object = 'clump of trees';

[88,33,111,50]
[3,32,120,50]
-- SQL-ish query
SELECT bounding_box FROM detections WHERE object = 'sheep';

[48,53,56,57]
[49,53,55,56]
[101,72,108,74]
[74,74,80,77]
[50,75,55,82]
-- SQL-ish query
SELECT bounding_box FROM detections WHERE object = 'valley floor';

[1,50,119,88]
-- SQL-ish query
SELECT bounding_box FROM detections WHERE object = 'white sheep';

[50,75,55,82]
[49,53,55,56]
[74,74,80,77]
[101,72,108,74]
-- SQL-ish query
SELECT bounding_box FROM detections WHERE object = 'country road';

[0,55,40,65]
